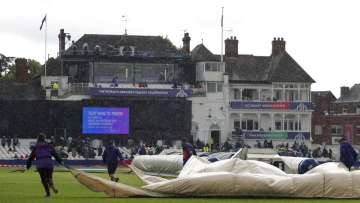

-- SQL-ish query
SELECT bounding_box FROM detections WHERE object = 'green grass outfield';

[0,167,357,203]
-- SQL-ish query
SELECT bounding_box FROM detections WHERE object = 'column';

[240,88,243,101]
[239,113,242,129]
[282,114,285,131]
[257,113,261,130]
[297,84,300,101]
[270,113,274,131]
[258,88,261,101]
[283,86,286,102]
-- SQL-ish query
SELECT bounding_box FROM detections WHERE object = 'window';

[294,121,302,131]
[331,125,343,136]
[242,89,259,101]
[300,90,309,101]
[273,89,283,101]
[356,126,360,136]
[288,120,294,130]
[82,43,89,54]
[247,120,253,130]
[207,82,216,93]
[233,89,241,100]
[285,84,297,88]
[241,119,259,131]
[285,90,298,101]
[275,120,282,130]
[234,120,240,129]
[241,120,247,130]
[217,83,223,92]
[315,125,322,135]
[342,107,348,114]
[205,63,221,72]
[207,82,223,93]
[284,121,288,130]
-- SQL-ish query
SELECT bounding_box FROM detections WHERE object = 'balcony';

[60,50,189,59]
[64,82,193,98]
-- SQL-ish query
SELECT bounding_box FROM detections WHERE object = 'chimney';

[340,86,350,98]
[58,29,66,55]
[271,37,286,56]
[225,36,238,57]
[15,58,28,83]
[182,32,191,53]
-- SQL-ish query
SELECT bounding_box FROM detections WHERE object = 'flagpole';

[221,7,224,63]
[44,14,47,89]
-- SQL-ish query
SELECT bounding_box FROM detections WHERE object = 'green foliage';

[27,59,42,78]
[0,53,15,79]
[0,56,42,80]
[0,168,357,203]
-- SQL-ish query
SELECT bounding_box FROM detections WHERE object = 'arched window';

[123,46,132,56]
[94,45,101,54]
[82,43,89,55]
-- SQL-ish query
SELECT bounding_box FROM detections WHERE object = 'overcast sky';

[1,0,359,97]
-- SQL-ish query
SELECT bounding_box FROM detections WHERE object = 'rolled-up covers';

[72,156,360,198]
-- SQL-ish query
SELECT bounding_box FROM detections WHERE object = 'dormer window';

[118,46,124,55]
[130,46,136,56]
[123,46,132,56]
[82,43,89,55]
[94,45,101,55]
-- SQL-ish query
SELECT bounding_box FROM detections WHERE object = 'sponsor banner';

[230,101,312,111]
[232,131,310,140]
[287,132,311,140]
[90,87,192,98]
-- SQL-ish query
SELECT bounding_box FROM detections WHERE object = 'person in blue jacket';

[298,158,320,174]
[102,140,123,182]
[26,133,63,197]
[182,138,197,165]
[339,137,358,171]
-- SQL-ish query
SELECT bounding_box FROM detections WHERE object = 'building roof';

[190,43,315,83]
[191,44,218,62]
[311,91,337,101]
[337,84,360,102]
[227,52,315,83]
[67,34,185,58]
[225,55,271,82]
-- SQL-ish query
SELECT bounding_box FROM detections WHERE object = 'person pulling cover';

[102,140,123,182]
[182,138,197,165]
[339,137,358,171]
[26,133,63,197]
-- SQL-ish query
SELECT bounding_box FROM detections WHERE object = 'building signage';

[90,87,192,98]
[232,131,310,140]
[230,101,312,111]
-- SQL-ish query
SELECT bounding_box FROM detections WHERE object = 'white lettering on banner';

[176,89,188,97]
[296,103,308,111]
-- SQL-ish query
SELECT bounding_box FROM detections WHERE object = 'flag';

[40,15,47,30]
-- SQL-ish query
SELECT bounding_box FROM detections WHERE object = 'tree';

[0,56,42,80]
[0,53,15,79]
[27,59,42,78]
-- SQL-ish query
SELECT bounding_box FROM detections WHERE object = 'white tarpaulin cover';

[72,156,360,198]
[132,155,183,177]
